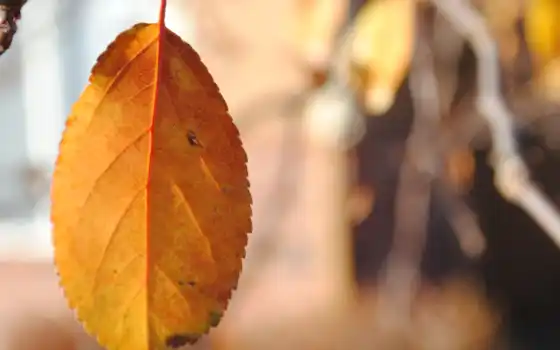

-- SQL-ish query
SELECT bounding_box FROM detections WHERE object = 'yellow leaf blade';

[51,12,252,350]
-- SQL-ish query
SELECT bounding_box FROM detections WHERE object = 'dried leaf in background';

[525,0,560,101]
[294,0,349,70]
[350,0,416,115]
[50,2,252,349]
[525,0,560,71]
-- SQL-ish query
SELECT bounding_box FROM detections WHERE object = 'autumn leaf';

[349,0,416,116]
[50,1,252,349]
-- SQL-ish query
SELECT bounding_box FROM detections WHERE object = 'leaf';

[50,2,252,349]
[524,0,560,101]
[525,0,560,71]
[349,0,416,116]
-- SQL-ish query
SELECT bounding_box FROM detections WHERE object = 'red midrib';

[146,0,167,346]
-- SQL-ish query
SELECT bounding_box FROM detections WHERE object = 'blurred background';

[0,0,560,349]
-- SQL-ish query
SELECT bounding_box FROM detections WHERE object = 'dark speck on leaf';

[187,280,196,287]
[166,333,199,348]
[187,130,202,147]
[209,310,223,327]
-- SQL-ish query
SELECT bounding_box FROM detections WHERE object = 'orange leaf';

[50,2,252,349]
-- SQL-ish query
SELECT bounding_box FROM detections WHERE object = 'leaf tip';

[365,87,395,116]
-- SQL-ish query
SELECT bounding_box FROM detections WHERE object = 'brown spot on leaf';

[165,333,199,348]
[209,310,223,327]
[178,280,196,287]
[187,130,202,147]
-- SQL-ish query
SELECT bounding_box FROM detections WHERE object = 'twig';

[432,0,560,247]
[432,8,465,117]
[0,0,25,56]
[434,179,486,258]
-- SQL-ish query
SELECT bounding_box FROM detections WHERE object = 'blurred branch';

[432,8,465,116]
[380,8,490,330]
[379,10,437,326]
[432,0,560,247]
[0,0,27,5]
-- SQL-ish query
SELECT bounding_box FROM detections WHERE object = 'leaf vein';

[115,286,144,350]
[154,263,192,315]
[120,81,156,106]
[169,181,216,266]
[91,187,145,296]
[81,37,158,136]
[73,129,149,233]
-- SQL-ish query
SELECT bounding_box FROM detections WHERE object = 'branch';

[431,0,560,247]
[0,0,25,56]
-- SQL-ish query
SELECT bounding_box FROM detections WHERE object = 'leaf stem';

[159,0,167,26]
